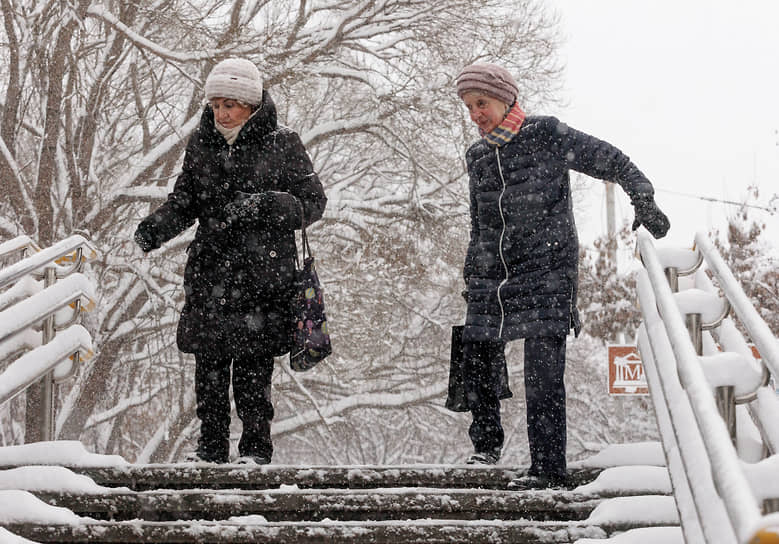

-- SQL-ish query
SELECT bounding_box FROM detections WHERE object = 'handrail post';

[764,498,779,515]
[685,310,737,446]
[665,266,679,293]
[715,386,736,447]
[686,313,703,355]
[24,266,57,442]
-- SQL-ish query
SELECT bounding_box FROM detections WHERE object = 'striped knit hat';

[205,58,263,106]
[456,63,519,105]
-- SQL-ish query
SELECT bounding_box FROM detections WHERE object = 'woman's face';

[461,92,509,134]
[210,98,253,129]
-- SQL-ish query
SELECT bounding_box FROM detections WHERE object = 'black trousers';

[524,335,567,477]
[194,349,275,461]
[462,339,505,456]
[463,335,567,475]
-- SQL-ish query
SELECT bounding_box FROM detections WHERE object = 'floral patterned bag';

[290,228,332,371]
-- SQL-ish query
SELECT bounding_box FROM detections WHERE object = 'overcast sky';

[545,0,779,248]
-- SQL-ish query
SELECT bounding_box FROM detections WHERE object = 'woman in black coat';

[455,63,669,488]
[134,58,327,464]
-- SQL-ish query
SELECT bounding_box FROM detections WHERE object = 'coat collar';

[201,90,278,146]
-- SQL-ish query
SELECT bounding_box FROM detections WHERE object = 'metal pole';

[715,385,736,447]
[764,499,779,515]
[686,312,737,446]
[686,313,702,355]
[24,266,56,442]
[665,267,679,293]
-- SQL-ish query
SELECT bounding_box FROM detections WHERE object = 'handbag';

[290,225,332,372]
[445,325,512,412]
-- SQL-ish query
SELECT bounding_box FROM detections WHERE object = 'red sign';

[608,345,648,396]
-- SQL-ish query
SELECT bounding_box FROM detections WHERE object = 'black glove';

[224,191,273,225]
[632,195,670,239]
[133,220,156,252]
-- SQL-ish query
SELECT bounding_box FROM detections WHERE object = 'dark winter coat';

[463,115,653,343]
[138,91,327,355]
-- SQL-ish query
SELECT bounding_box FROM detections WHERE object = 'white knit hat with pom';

[205,58,263,106]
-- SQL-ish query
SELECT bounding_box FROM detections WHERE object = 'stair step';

[62,464,601,491]
[4,519,611,543]
[34,488,603,522]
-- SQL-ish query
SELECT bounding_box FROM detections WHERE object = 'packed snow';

[0,441,128,467]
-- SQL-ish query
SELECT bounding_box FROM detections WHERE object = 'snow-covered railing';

[636,230,779,544]
[0,234,97,290]
[0,325,93,407]
[0,235,40,266]
[0,274,97,345]
[0,234,99,443]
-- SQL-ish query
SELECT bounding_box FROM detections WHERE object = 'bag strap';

[301,226,312,260]
[296,198,313,268]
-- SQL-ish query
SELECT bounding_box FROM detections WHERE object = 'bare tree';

[712,189,779,336]
[0,0,563,462]
[578,225,642,343]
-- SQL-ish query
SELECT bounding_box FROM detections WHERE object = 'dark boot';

[508,472,569,490]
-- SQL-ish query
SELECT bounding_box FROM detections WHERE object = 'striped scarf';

[483,102,526,147]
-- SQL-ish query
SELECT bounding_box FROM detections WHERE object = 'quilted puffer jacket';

[463,115,654,343]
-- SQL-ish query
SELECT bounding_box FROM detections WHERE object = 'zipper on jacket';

[495,147,509,338]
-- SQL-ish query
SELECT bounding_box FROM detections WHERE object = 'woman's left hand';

[631,196,670,239]
[224,191,272,224]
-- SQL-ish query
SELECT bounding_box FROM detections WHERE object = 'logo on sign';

[608,345,648,396]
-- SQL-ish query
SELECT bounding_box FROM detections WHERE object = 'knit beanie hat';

[456,63,519,105]
[205,58,263,106]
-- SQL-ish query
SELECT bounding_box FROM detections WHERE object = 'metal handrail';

[692,269,773,405]
[0,234,99,444]
[0,325,93,406]
[0,275,41,314]
[0,274,96,345]
[0,235,41,260]
[0,234,97,290]
[637,231,779,543]
[651,239,776,448]
[0,328,40,363]
[694,233,779,382]
[636,288,735,544]
[638,232,761,542]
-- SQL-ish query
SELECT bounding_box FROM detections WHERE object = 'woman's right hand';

[133,220,156,252]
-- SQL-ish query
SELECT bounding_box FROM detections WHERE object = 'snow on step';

[33,487,604,522]
[3,519,609,544]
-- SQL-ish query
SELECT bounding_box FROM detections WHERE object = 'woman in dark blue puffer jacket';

[455,63,669,489]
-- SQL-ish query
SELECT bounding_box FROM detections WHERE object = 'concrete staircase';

[0,462,678,543]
